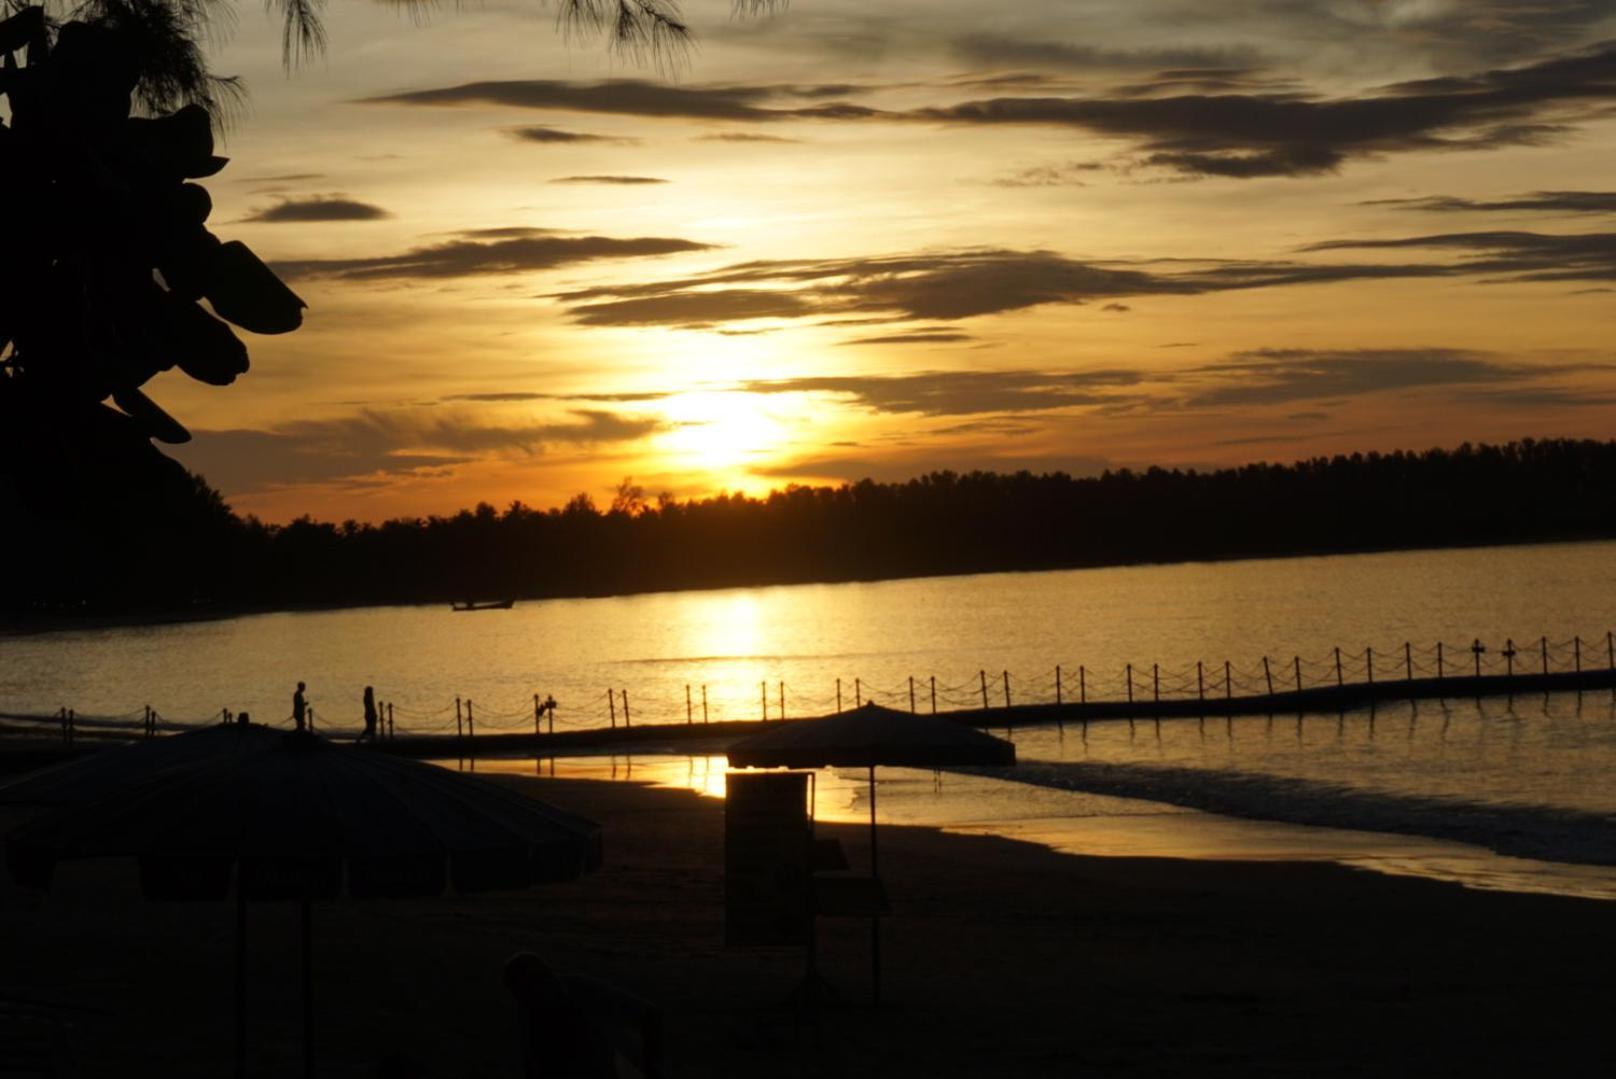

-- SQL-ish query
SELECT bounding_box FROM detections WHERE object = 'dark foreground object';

[2,775,1612,1076]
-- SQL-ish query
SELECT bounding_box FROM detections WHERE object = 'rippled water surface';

[5,540,1616,893]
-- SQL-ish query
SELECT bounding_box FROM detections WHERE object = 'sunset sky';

[161,0,1616,522]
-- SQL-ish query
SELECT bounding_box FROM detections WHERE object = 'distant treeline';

[9,438,1616,614]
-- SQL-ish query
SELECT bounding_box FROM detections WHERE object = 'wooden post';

[456,697,464,739]
[1263,657,1273,696]
[1196,661,1204,701]
[761,681,767,722]
[607,690,616,729]
[1541,636,1549,676]
[1574,636,1581,673]
[1334,647,1343,687]
[1152,664,1159,706]
[1224,661,1232,700]
[1405,642,1413,681]
[1055,665,1063,706]
[1293,656,1302,694]
[856,678,863,707]
[1437,642,1445,679]
[836,679,843,713]
[909,676,916,714]
[686,685,693,725]
[466,700,475,742]
[1366,648,1374,685]
[779,681,785,721]
[1125,664,1133,705]
[621,689,630,728]
[535,694,542,737]
[388,703,395,738]
[1472,639,1486,678]
[979,670,988,710]
[702,685,709,723]
[1502,639,1516,678]
[1002,670,1011,708]
[930,675,937,714]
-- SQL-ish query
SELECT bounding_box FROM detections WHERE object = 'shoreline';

[3,773,1614,1076]
[4,532,1611,635]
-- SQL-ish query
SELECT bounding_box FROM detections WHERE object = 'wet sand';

[2,773,1614,1077]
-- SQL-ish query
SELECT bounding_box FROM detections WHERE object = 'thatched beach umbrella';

[4,729,602,1077]
[727,702,1015,1002]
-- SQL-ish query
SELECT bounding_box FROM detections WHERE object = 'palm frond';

[557,0,690,69]
[271,0,325,68]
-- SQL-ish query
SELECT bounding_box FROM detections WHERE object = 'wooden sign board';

[724,770,811,948]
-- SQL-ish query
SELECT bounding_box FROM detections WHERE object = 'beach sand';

[2,773,1614,1077]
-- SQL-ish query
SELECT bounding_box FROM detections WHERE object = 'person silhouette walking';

[361,686,377,742]
[293,681,308,732]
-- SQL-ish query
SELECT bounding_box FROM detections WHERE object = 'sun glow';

[655,391,788,475]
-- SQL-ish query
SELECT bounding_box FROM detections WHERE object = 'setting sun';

[655,391,790,477]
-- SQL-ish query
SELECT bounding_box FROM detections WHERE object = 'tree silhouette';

[0,6,301,580]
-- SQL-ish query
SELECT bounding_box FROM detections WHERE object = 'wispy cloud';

[1365,192,1616,215]
[272,227,713,282]
[549,175,669,185]
[506,125,635,144]
[242,196,390,223]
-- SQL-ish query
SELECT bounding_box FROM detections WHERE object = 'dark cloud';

[739,369,1146,416]
[567,287,816,327]
[840,330,974,346]
[552,247,1458,328]
[549,175,669,185]
[1366,191,1616,215]
[948,33,1263,74]
[506,126,634,144]
[1304,230,1616,283]
[695,132,800,143]
[1101,303,1130,313]
[365,79,870,122]
[910,41,1616,177]
[272,227,713,282]
[242,196,391,223]
[179,408,665,494]
[235,172,324,184]
[1180,348,1583,407]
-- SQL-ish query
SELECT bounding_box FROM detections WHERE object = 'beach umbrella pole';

[869,765,881,1006]
[303,899,315,1079]
[236,888,247,1079]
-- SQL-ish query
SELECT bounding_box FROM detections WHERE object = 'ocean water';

[5,539,1616,896]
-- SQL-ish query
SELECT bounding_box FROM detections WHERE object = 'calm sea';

[5,540,1616,895]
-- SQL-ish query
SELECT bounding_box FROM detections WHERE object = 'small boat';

[451,599,515,612]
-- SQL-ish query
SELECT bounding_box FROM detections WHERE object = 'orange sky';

[159,0,1616,522]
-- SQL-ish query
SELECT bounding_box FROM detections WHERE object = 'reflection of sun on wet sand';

[3,774,1614,1076]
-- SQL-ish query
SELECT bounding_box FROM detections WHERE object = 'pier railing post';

[1502,639,1516,678]
[1472,639,1486,678]
[622,690,630,728]
[1574,636,1581,673]
[534,694,542,737]
[1224,661,1232,701]
[761,681,767,722]
[930,675,937,714]
[1125,664,1133,706]
[388,703,395,739]
[1437,642,1444,679]
[1263,657,1273,696]
[909,676,917,714]
[686,685,693,725]
[1055,665,1062,706]
[702,685,709,723]
[1541,636,1549,676]
[1152,664,1160,708]
[1002,670,1011,709]
[1293,656,1302,695]
[466,700,475,743]
[1079,665,1086,705]
[979,670,988,710]
[836,678,843,713]
[1334,647,1343,688]
[1405,642,1413,681]
[780,681,786,721]
[1196,661,1204,702]
[456,697,464,739]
